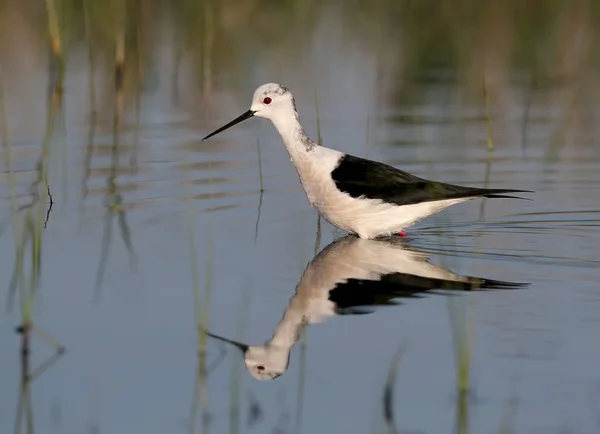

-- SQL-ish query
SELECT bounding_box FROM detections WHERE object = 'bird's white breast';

[290,147,470,238]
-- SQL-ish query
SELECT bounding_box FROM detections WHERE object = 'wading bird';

[203,83,531,238]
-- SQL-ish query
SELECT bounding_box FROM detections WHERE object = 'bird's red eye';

[263,97,272,105]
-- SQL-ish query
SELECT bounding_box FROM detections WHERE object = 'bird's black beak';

[202,110,255,141]
[204,330,249,354]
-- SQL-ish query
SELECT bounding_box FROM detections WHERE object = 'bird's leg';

[394,230,408,238]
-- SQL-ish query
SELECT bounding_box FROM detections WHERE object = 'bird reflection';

[205,235,527,381]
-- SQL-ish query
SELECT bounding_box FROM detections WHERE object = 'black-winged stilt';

[202,83,532,238]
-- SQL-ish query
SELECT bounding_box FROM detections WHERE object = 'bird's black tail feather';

[473,278,530,290]
[480,189,534,201]
[483,193,532,200]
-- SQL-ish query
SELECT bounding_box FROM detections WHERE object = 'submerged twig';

[383,343,405,434]
[246,391,263,427]
[14,323,65,434]
[44,185,54,229]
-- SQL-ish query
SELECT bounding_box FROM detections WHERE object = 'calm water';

[2,7,600,434]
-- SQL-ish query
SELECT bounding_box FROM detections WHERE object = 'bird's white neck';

[252,296,308,373]
[270,110,316,160]
[267,294,308,349]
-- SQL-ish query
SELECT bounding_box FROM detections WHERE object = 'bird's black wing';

[330,154,532,206]
[329,272,528,315]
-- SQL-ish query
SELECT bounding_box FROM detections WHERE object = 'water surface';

[2,4,600,434]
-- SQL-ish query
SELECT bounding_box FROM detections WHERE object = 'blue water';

[2,13,600,434]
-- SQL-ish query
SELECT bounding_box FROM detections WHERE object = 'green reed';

[295,225,322,434]
[185,172,202,434]
[94,17,137,300]
[7,0,65,325]
[0,70,20,278]
[478,75,495,220]
[420,93,476,434]
[4,2,70,431]
[496,391,519,434]
[188,218,214,434]
[254,138,264,244]
[364,113,371,158]
[314,90,323,147]
[313,89,323,250]
[520,73,535,153]
[80,0,98,222]
[186,149,215,434]
[187,202,214,434]
[448,295,475,434]
[228,288,250,434]
[483,76,494,153]
[256,138,265,193]
[129,2,144,171]
[295,326,308,434]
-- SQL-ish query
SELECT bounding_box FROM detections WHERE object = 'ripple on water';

[410,215,598,293]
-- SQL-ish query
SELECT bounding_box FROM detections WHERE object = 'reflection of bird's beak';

[202,110,255,141]
[204,330,249,354]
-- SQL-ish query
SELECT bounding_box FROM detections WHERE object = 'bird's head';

[204,330,289,381]
[249,83,296,121]
[244,344,290,381]
[202,83,296,141]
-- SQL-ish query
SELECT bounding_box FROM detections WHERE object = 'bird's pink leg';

[394,230,408,238]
